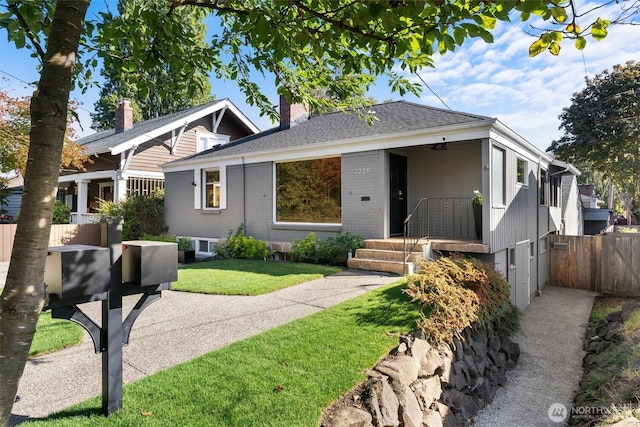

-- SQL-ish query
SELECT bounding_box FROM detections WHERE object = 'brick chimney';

[279,94,309,129]
[115,99,133,133]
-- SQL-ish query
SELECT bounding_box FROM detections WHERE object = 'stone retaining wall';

[322,327,520,427]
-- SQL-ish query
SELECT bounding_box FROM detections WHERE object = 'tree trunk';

[0,2,89,425]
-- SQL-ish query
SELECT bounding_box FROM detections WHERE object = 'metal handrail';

[403,198,429,274]
[402,197,478,274]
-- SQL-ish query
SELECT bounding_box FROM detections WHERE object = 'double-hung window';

[204,170,221,209]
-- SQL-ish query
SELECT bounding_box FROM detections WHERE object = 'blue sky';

[1,1,639,153]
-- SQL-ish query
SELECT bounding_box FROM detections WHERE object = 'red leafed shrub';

[404,254,519,345]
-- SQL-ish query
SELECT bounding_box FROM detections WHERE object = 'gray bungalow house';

[162,98,580,309]
[58,99,259,223]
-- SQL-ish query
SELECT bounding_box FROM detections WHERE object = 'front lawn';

[31,311,84,357]
[29,279,418,427]
[0,287,84,357]
[18,260,340,356]
[173,259,344,295]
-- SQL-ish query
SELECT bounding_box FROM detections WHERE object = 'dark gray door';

[390,154,407,236]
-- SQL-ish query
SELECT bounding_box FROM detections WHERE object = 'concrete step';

[347,258,408,275]
[363,239,427,252]
[355,248,422,263]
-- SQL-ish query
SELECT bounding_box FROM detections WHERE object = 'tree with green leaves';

[548,61,640,223]
[0,91,88,175]
[90,0,213,130]
[0,1,632,423]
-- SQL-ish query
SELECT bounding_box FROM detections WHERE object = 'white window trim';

[272,158,343,225]
[202,167,226,210]
[516,157,529,187]
[491,145,507,208]
[196,131,230,153]
[193,168,201,209]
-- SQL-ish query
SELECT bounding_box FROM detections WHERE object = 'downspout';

[536,155,541,296]
[242,156,246,236]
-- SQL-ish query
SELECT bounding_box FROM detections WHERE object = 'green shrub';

[52,200,71,224]
[215,224,268,260]
[96,190,167,240]
[404,255,519,345]
[177,236,193,251]
[292,232,364,265]
[290,232,319,263]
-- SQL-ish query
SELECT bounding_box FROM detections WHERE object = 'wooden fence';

[0,223,101,262]
[550,233,640,296]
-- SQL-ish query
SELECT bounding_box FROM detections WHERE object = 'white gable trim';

[109,100,260,155]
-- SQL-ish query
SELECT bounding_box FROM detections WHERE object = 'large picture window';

[205,170,221,208]
[276,157,341,223]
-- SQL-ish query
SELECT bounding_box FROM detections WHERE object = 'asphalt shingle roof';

[75,100,230,153]
[181,101,493,161]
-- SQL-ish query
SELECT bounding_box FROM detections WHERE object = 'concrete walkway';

[473,286,596,427]
[5,263,597,427]
[9,270,399,426]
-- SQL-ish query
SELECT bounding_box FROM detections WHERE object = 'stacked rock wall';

[323,327,520,427]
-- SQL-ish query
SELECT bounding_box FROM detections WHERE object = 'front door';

[390,154,408,236]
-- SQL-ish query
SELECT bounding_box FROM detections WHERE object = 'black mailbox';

[122,240,178,286]
[44,245,111,300]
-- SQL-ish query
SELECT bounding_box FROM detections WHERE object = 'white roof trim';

[490,120,554,163]
[162,118,497,172]
[57,169,165,183]
[550,159,581,176]
[109,100,260,155]
[58,170,113,183]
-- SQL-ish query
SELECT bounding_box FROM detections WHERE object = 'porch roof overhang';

[162,118,498,173]
[58,170,164,183]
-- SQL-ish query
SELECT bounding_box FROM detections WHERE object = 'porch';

[348,238,490,276]
[58,175,164,224]
[350,193,492,275]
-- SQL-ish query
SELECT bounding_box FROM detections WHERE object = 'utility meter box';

[122,240,178,286]
[44,245,111,300]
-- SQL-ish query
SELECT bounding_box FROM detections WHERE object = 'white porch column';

[75,179,90,214]
[114,171,128,203]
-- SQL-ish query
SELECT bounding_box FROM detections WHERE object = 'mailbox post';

[44,217,177,416]
[102,218,124,414]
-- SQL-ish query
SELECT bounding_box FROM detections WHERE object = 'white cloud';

[384,4,640,152]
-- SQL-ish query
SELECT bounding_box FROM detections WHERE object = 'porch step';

[348,239,427,275]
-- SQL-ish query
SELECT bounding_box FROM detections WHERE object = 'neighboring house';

[162,97,580,310]
[560,168,584,235]
[579,184,614,234]
[58,99,260,223]
[1,174,23,220]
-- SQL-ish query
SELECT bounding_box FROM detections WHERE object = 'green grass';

[589,297,626,325]
[31,311,84,357]
[0,286,84,356]
[28,279,419,426]
[173,259,344,295]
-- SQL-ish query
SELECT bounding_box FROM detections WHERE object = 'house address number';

[354,168,372,175]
